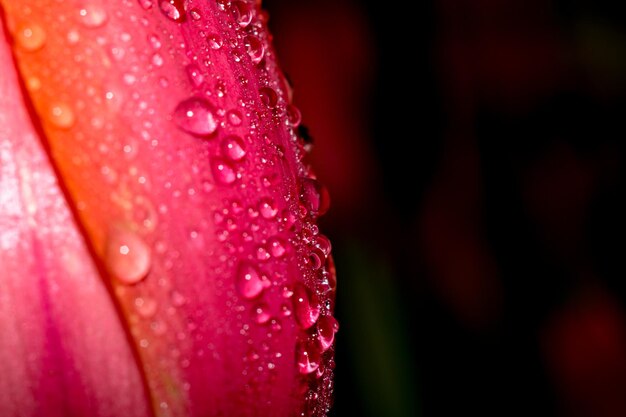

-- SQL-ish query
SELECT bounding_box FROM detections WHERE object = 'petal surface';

[1,1,337,416]
[0,17,151,417]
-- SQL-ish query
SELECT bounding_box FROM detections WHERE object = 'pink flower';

[0,1,337,416]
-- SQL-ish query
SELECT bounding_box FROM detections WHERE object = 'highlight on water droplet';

[159,0,186,22]
[293,283,320,329]
[221,135,246,161]
[316,315,339,352]
[245,35,265,64]
[296,339,321,375]
[259,87,278,108]
[173,97,218,137]
[105,228,152,285]
[236,263,264,299]
[253,302,271,324]
[79,5,108,28]
[15,23,46,51]
[211,157,237,185]
[299,177,330,217]
[48,103,75,130]
[207,33,223,50]
[258,198,278,219]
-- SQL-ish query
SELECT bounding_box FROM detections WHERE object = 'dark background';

[264,1,626,416]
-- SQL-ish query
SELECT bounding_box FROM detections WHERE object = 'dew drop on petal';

[233,1,253,27]
[207,34,223,50]
[300,177,330,217]
[48,103,75,129]
[79,5,108,28]
[293,283,320,329]
[226,109,243,126]
[253,302,271,324]
[137,0,153,9]
[105,229,151,285]
[296,339,321,374]
[189,8,202,20]
[15,23,46,51]
[186,64,204,87]
[221,135,246,161]
[316,315,339,352]
[236,263,264,299]
[173,97,218,137]
[259,87,278,108]
[245,35,265,64]
[159,0,186,22]
[268,237,286,258]
[258,198,278,219]
[135,296,158,318]
[211,158,236,185]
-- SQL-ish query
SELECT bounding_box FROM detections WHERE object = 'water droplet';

[236,263,264,299]
[258,198,278,219]
[186,64,204,87]
[171,290,186,307]
[268,237,286,258]
[280,303,292,317]
[159,0,186,22]
[259,87,278,108]
[314,234,332,256]
[152,53,164,67]
[138,0,153,9]
[256,246,270,261]
[226,109,243,126]
[286,104,302,127]
[316,315,339,351]
[211,158,236,185]
[135,296,158,318]
[299,178,330,217]
[173,97,218,137]
[245,35,265,64]
[148,34,162,50]
[246,348,260,362]
[79,5,108,28]
[48,103,75,129]
[189,8,202,20]
[293,283,320,329]
[15,23,46,51]
[233,1,253,27]
[207,34,223,50]
[221,135,246,161]
[296,339,321,374]
[253,302,271,324]
[105,228,151,285]
[307,246,325,270]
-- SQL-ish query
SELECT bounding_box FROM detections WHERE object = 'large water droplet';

[314,234,332,257]
[79,5,108,28]
[15,23,46,51]
[293,283,320,329]
[236,263,264,299]
[221,135,246,161]
[286,104,302,127]
[105,229,151,285]
[233,1,253,27]
[316,315,339,351]
[296,339,321,374]
[207,34,223,50]
[245,35,265,64]
[173,97,218,137]
[299,178,330,217]
[211,158,237,185]
[159,0,186,22]
[259,87,278,108]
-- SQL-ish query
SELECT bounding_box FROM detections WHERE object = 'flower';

[0,1,337,416]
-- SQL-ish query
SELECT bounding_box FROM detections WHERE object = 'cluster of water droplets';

[10,0,337,414]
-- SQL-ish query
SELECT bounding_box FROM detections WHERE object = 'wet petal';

[1,1,337,416]
[0,18,151,417]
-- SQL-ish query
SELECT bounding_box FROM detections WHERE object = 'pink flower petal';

[0,19,151,417]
